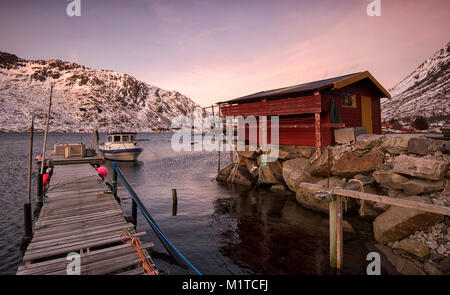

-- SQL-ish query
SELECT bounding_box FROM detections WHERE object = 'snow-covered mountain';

[0,52,200,132]
[381,42,449,124]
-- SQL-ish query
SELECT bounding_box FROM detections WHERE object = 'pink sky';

[1,0,449,106]
[148,0,449,106]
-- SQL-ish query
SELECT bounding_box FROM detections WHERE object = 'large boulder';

[216,163,255,186]
[295,176,347,213]
[237,149,257,160]
[381,134,423,154]
[241,157,259,178]
[396,238,430,258]
[407,137,446,155]
[279,145,316,159]
[282,158,316,191]
[270,184,290,193]
[401,178,446,195]
[392,155,448,180]
[331,149,384,177]
[310,148,331,177]
[258,160,284,185]
[373,195,444,244]
[374,243,426,275]
[372,170,409,190]
[354,134,384,150]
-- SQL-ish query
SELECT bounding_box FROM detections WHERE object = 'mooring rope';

[348,179,365,216]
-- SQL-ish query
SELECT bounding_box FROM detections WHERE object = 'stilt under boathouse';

[217,71,392,157]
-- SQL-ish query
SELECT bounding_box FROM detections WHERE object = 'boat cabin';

[106,132,137,143]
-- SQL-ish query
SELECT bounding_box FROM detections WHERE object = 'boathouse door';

[361,96,373,133]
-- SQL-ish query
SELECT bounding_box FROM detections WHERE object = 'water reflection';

[212,183,333,274]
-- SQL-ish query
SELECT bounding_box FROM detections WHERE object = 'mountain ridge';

[0,51,200,132]
[381,42,450,124]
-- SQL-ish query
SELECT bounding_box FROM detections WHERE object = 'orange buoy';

[96,167,107,180]
[36,155,41,161]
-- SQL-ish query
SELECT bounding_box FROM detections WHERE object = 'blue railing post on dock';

[112,167,118,202]
[111,162,202,275]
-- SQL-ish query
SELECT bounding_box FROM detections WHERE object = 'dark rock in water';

[240,157,259,178]
[270,184,290,193]
[259,160,284,185]
[216,164,255,186]
[310,148,331,177]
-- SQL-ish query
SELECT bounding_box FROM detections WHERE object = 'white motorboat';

[99,132,143,161]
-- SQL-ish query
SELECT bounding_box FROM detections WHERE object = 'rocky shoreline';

[217,134,450,274]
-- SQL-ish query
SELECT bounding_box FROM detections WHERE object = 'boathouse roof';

[221,71,391,104]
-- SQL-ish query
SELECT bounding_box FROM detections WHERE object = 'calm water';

[0,132,373,275]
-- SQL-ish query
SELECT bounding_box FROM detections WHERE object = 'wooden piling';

[329,198,337,269]
[24,117,34,238]
[217,106,221,174]
[336,195,343,270]
[300,181,450,271]
[40,85,53,175]
[172,189,177,216]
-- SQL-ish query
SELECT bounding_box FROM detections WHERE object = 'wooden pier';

[17,163,155,275]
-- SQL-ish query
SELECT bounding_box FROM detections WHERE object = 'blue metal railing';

[111,162,202,275]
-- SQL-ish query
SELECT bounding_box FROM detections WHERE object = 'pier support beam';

[112,167,118,201]
[132,199,137,227]
[329,195,343,270]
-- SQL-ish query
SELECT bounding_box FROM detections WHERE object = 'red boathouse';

[218,71,391,156]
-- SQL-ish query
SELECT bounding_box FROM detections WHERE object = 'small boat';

[99,132,143,161]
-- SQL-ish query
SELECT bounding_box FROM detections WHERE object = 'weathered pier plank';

[17,164,155,275]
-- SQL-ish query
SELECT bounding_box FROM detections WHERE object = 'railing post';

[336,195,343,270]
[329,194,343,270]
[329,197,337,269]
[112,166,118,200]
[132,199,137,227]
[37,172,43,204]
